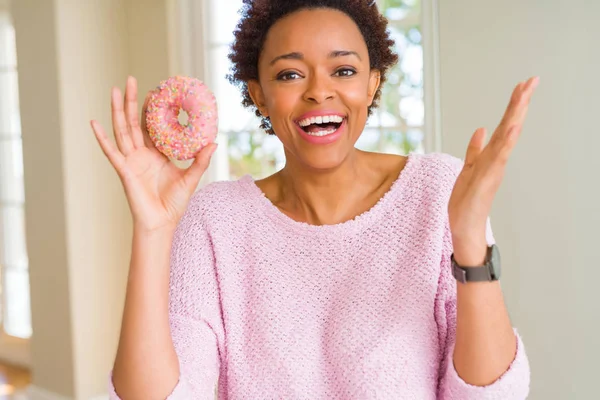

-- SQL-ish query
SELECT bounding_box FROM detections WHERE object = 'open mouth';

[296,116,345,137]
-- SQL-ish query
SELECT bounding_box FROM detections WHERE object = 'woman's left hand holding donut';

[448,76,540,265]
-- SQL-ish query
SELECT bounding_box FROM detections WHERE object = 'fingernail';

[532,76,540,89]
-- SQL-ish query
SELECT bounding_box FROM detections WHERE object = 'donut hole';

[178,109,190,127]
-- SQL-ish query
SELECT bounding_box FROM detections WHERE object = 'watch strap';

[451,258,493,283]
[450,244,500,283]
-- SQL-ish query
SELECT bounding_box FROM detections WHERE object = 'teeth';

[298,115,344,127]
[304,127,338,137]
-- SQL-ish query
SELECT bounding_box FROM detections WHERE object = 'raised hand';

[90,76,218,233]
[448,76,540,253]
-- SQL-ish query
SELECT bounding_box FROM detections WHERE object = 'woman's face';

[248,8,380,171]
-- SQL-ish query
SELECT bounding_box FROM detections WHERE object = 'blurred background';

[0,0,597,399]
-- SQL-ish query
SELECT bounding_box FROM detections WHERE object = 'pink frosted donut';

[146,76,218,161]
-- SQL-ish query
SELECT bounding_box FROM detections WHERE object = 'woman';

[91,1,537,399]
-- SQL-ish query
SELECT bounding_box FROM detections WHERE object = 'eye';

[276,71,302,81]
[335,68,357,77]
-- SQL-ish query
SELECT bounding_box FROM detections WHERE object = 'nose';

[302,72,335,104]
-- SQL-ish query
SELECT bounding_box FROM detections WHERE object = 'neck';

[276,149,379,225]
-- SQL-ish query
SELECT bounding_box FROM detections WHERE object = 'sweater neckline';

[240,152,418,236]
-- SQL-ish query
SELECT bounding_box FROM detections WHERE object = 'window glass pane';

[362,1,423,152]
[356,128,423,155]
[0,205,28,270]
[227,131,284,180]
[399,90,424,127]
[0,69,21,134]
[407,128,425,154]
[0,10,17,68]
[0,5,30,341]
[208,46,262,133]
[365,109,382,128]
[356,127,383,152]
[0,137,25,203]
[207,0,243,46]
[3,267,32,338]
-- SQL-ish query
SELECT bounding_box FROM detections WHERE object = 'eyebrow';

[269,50,362,66]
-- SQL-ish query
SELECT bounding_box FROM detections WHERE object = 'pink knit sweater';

[109,152,530,399]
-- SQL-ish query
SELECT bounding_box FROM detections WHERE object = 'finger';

[124,76,145,149]
[464,128,486,166]
[497,125,521,163]
[506,76,538,128]
[111,87,134,155]
[497,82,525,133]
[499,76,539,131]
[182,143,218,193]
[484,124,520,168]
[489,76,539,151]
[90,120,126,173]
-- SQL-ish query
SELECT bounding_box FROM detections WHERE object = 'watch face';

[490,244,501,280]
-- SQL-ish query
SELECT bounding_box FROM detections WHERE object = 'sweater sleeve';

[108,191,223,399]
[435,218,531,399]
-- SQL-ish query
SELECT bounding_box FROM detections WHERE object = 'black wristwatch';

[451,244,501,283]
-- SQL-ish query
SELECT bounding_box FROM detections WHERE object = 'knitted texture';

[108,152,530,399]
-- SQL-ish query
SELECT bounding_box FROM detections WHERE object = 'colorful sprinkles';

[146,76,218,161]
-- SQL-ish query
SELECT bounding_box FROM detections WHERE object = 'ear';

[367,69,381,106]
[248,79,269,117]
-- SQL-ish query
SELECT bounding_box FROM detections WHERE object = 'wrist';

[452,238,488,267]
[133,223,177,239]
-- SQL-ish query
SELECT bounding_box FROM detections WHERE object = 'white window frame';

[420,0,443,153]
[167,0,441,186]
[0,0,31,368]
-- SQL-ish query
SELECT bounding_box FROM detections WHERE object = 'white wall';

[438,1,599,398]
[12,0,173,398]
[54,0,131,397]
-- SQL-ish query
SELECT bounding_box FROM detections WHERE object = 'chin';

[296,145,356,172]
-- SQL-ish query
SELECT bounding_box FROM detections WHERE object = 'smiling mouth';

[296,118,345,137]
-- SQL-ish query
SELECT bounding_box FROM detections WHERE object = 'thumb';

[182,143,218,192]
[464,127,486,166]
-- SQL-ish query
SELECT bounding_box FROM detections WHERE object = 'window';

[357,0,425,155]
[0,4,32,341]
[205,0,285,180]
[204,0,426,181]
